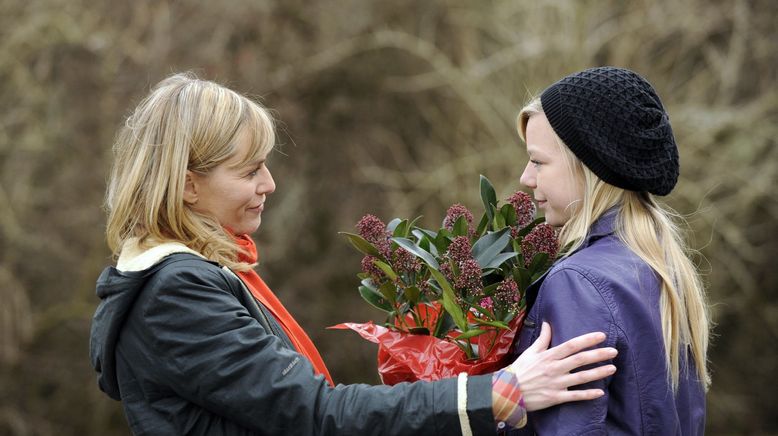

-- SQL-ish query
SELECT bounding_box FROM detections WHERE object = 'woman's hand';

[509,322,617,411]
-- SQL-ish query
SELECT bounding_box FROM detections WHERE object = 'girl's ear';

[183,170,198,205]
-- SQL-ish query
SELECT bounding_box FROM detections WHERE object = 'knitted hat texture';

[540,66,679,196]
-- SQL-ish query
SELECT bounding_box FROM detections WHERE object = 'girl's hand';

[509,322,617,411]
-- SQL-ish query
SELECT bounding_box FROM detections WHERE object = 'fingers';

[558,347,618,373]
[544,330,607,360]
[549,388,606,407]
[527,321,552,353]
[558,364,617,389]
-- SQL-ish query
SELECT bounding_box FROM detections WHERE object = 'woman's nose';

[259,167,276,194]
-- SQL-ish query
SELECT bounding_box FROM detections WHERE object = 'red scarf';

[234,235,334,386]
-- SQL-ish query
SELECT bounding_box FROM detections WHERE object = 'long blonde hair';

[518,97,710,390]
[106,72,275,271]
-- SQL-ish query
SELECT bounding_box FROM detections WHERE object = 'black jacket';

[90,253,496,435]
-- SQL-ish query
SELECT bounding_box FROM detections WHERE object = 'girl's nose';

[520,161,536,189]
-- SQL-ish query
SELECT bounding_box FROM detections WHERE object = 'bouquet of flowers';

[331,176,559,384]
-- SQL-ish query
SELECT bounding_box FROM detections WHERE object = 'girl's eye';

[530,159,542,168]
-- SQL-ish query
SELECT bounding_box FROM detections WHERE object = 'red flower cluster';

[507,191,536,238]
[443,204,474,234]
[521,223,559,267]
[494,277,521,313]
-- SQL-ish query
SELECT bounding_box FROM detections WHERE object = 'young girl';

[88,72,618,435]
[511,66,710,434]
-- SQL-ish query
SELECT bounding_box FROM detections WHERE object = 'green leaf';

[358,286,393,312]
[378,281,398,304]
[457,329,489,340]
[340,232,381,257]
[433,310,457,338]
[484,251,519,270]
[472,227,511,268]
[467,302,494,319]
[408,216,424,233]
[513,267,532,291]
[528,252,550,273]
[480,175,497,224]
[373,259,399,282]
[428,268,467,331]
[481,281,501,296]
[403,285,421,305]
[453,215,469,237]
[392,219,409,238]
[392,237,440,269]
[360,278,378,291]
[416,228,438,240]
[501,203,518,227]
[434,231,451,254]
[387,218,402,234]
[472,319,510,330]
[517,217,546,237]
[493,208,506,229]
[475,212,489,237]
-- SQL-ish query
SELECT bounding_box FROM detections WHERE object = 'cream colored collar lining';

[117,238,205,272]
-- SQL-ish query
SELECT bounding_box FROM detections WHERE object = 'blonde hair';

[106,72,275,271]
[518,97,710,390]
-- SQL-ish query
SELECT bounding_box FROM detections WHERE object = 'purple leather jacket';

[509,210,706,435]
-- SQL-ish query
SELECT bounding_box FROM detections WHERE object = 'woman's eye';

[246,163,265,177]
[530,159,542,168]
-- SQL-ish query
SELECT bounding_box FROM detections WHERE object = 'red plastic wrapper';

[330,308,525,385]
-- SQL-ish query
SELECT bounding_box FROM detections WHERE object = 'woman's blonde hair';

[518,97,710,390]
[106,72,275,271]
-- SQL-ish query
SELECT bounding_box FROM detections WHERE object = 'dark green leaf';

[472,319,510,330]
[378,281,398,304]
[358,286,393,312]
[481,281,501,296]
[484,251,519,270]
[513,267,532,291]
[392,219,409,238]
[480,175,497,224]
[517,217,546,237]
[433,310,457,338]
[501,203,518,227]
[387,218,402,234]
[429,268,467,331]
[340,232,381,257]
[392,237,440,269]
[528,252,550,273]
[408,216,424,233]
[373,259,399,281]
[360,278,378,291]
[453,215,469,237]
[467,302,494,319]
[475,212,489,237]
[457,329,489,340]
[403,285,421,305]
[472,227,511,268]
[493,208,506,229]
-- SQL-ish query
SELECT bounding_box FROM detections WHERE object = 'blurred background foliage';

[0,0,776,434]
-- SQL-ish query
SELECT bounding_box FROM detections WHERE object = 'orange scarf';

[234,235,334,386]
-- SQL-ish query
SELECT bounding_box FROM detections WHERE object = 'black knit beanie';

[540,66,679,196]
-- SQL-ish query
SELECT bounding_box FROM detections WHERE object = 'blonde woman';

[511,67,709,434]
[88,73,618,435]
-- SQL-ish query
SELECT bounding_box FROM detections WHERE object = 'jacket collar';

[579,207,619,249]
[117,238,204,272]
